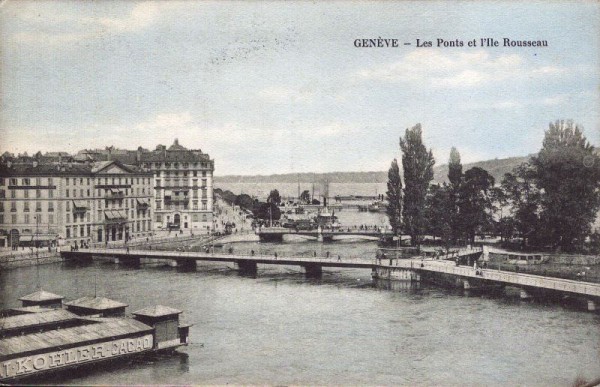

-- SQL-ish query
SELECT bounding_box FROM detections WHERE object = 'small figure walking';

[337,255,341,262]
[274,252,278,259]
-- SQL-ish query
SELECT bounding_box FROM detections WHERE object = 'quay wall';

[0,250,62,269]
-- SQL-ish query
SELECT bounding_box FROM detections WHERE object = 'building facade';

[0,160,153,248]
[137,140,215,233]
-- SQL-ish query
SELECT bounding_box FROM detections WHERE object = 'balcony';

[105,189,125,200]
[73,200,89,214]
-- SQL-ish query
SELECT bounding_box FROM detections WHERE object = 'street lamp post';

[34,215,40,250]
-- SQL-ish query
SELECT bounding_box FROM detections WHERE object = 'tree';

[221,190,237,205]
[385,158,403,235]
[500,163,541,248]
[447,147,463,243]
[267,189,281,206]
[425,183,452,250]
[457,167,495,244]
[234,194,254,211]
[530,120,600,251]
[300,190,311,204]
[252,202,281,222]
[399,124,435,246]
[448,147,463,189]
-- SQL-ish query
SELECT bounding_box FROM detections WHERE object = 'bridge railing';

[389,258,600,296]
[74,246,379,265]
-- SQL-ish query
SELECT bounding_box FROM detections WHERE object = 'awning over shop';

[104,210,127,220]
[136,198,150,206]
[20,234,58,241]
[72,200,89,209]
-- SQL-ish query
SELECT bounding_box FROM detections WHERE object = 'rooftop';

[132,305,182,317]
[19,289,64,302]
[0,318,152,358]
[0,309,79,331]
[64,296,128,310]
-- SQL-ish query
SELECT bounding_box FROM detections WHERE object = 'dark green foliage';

[234,194,254,211]
[300,190,311,204]
[385,159,402,235]
[500,163,541,247]
[253,202,281,221]
[448,147,462,189]
[447,147,463,243]
[530,120,600,251]
[400,124,435,246]
[267,189,281,205]
[425,183,452,249]
[457,167,495,244]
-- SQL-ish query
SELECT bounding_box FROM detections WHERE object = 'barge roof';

[0,309,79,331]
[0,318,152,359]
[19,290,63,302]
[64,296,128,310]
[132,305,182,317]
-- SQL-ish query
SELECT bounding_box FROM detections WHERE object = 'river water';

[2,234,600,386]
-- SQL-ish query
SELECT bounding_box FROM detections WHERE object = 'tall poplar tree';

[447,147,463,243]
[448,147,463,189]
[386,158,403,235]
[399,124,435,246]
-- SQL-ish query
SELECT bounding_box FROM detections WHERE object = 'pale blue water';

[1,242,599,385]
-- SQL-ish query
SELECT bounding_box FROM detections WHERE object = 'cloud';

[355,50,565,88]
[258,86,313,104]
[7,1,186,47]
[98,2,183,34]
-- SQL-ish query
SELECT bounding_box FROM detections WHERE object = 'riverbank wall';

[0,250,62,269]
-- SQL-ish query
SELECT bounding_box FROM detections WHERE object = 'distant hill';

[214,155,533,185]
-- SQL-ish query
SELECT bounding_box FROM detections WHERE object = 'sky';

[0,1,598,176]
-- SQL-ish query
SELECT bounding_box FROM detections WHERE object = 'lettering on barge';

[0,335,153,380]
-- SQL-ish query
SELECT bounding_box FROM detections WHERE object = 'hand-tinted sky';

[1,1,598,175]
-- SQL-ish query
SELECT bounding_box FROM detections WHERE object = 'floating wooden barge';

[0,289,191,382]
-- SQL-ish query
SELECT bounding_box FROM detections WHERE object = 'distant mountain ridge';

[215,155,532,185]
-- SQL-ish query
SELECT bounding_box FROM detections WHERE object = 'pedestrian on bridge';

[274,252,278,259]
[337,255,341,262]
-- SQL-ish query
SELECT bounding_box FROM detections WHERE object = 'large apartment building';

[0,159,153,248]
[80,140,215,233]
[0,139,214,248]
[138,140,214,233]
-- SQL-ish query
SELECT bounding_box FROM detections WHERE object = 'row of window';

[0,189,54,199]
[65,220,152,239]
[65,188,147,198]
[66,177,151,186]
[0,213,54,225]
[155,179,208,187]
[64,209,150,224]
[1,201,54,212]
[155,201,208,210]
[157,170,208,177]
[145,162,211,169]
[155,214,209,223]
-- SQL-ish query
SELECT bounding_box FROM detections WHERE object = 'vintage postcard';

[0,1,599,386]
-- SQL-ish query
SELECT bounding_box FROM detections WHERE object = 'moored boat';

[0,290,191,382]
